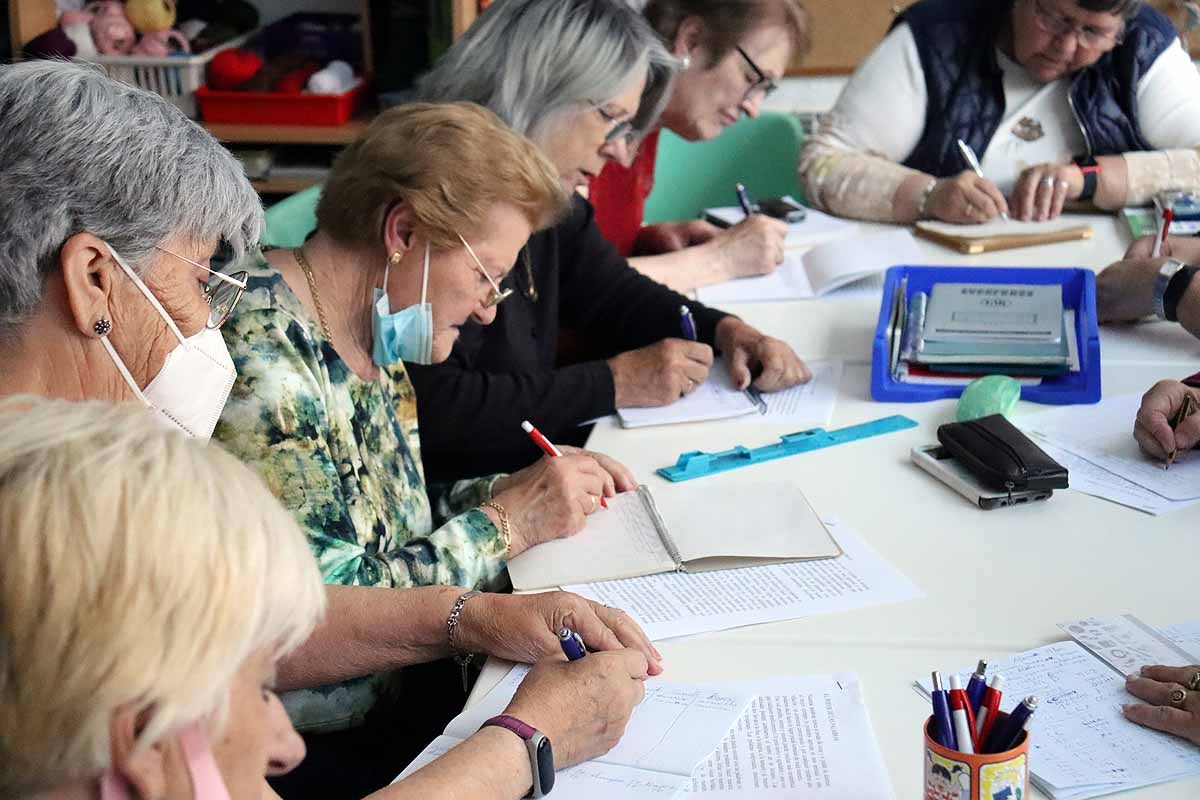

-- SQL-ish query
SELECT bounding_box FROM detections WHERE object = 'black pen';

[735,182,756,217]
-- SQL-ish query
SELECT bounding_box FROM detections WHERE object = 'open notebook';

[914,218,1093,254]
[507,482,842,591]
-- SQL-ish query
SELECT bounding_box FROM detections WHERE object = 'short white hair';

[0,60,264,334]
[0,397,325,798]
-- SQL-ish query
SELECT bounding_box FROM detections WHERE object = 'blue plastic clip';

[656,415,919,482]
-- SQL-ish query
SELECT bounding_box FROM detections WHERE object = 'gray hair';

[415,0,678,143]
[0,60,263,331]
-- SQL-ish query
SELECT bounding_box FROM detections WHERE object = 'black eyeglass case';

[937,414,1069,493]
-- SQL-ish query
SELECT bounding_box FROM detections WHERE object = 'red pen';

[948,674,978,754]
[975,674,1004,746]
[521,420,606,508]
[1153,207,1173,258]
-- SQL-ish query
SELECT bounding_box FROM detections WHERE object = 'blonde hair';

[0,397,326,797]
[317,101,569,251]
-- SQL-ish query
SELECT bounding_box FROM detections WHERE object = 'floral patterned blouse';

[215,251,508,731]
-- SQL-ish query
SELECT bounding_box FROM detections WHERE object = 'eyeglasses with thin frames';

[591,103,636,146]
[154,245,248,329]
[735,46,779,103]
[1027,0,1124,49]
[457,234,514,308]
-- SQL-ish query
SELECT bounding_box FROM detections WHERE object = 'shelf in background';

[205,114,373,145]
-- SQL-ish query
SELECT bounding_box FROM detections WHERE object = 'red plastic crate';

[196,81,367,126]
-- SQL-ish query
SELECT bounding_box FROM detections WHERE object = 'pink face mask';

[101,724,233,800]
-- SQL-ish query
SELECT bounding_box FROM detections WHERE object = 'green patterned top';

[215,251,508,731]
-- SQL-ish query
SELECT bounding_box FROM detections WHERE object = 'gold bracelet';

[482,500,512,557]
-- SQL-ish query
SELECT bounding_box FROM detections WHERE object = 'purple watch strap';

[482,714,538,740]
[1183,371,1200,389]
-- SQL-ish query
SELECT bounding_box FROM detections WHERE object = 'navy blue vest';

[896,0,1178,177]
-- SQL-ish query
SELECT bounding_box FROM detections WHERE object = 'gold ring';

[1189,671,1200,691]
[1170,688,1188,706]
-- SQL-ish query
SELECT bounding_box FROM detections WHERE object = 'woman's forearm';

[366,727,531,799]
[277,584,462,690]
[800,133,923,222]
[627,244,727,294]
[1119,148,1200,208]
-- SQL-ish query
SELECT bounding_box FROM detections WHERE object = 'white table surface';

[469,214,1200,799]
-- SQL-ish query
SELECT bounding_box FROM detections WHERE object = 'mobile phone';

[910,444,1053,510]
[756,196,807,223]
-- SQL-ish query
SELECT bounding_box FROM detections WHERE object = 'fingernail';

[1126,674,1135,683]
[1141,666,1150,675]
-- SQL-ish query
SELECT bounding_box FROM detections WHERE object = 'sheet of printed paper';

[685,674,894,800]
[1032,438,1198,515]
[750,359,842,426]
[618,363,756,428]
[566,522,923,642]
[916,642,1200,798]
[1163,620,1200,659]
[1022,393,1200,500]
[445,664,753,778]
[394,735,690,798]
[1058,614,1199,676]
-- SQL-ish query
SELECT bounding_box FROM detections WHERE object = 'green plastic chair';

[642,110,806,224]
[262,184,322,248]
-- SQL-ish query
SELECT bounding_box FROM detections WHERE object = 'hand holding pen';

[919,141,1008,224]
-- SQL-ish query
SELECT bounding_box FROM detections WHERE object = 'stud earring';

[390,251,403,265]
[93,318,112,336]
[681,54,691,69]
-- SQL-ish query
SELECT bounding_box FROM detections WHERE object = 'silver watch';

[1153,259,1189,320]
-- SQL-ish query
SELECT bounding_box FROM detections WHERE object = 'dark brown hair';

[644,0,812,66]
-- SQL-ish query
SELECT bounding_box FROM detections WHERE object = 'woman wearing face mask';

[799,0,1200,224]
[409,0,811,483]
[215,101,662,797]
[0,60,261,429]
[588,0,813,293]
[0,398,650,800]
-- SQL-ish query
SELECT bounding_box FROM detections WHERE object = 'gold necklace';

[521,247,539,303]
[292,246,334,342]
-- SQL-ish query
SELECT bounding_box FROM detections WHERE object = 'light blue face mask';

[372,243,434,366]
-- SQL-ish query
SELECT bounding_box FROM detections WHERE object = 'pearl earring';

[681,55,691,69]
[93,318,112,336]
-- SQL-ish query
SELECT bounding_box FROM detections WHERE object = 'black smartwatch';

[1073,155,1101,201]
[1153,259,1200,322]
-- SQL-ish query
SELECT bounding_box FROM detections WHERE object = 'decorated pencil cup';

[923,712,1029,800]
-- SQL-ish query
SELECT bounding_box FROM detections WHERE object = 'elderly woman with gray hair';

[0,60,660,800]
[408,0,811,484]
[0,398,649,800]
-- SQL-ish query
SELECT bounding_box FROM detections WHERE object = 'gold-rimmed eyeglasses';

[457,234,514,308]
[1027,0,1125,49]
[154,245,248,329]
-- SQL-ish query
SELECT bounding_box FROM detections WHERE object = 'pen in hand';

[521,420,607,508]
[956,139,1008,221]
[735,182,757,218]
[1166,392,1197,469]
[559,627,587,661]
[679,305,698,342]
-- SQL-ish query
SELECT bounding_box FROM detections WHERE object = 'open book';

[396,664,754,798]
[697,229,921,304]
[915,218,1093,254]
[507,482,842,591]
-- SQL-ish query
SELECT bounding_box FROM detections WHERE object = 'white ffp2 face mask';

[99,245,237,441]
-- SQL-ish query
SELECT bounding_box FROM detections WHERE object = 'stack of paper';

[397,664,755,797]
[916,639,1200,799]
[617,359,842,428]
[696,230,920,305]
[1021,394,1200,515]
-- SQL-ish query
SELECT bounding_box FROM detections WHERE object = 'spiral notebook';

[507,482,841,591]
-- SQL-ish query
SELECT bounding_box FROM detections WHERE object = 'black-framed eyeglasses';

[154,245,247,329]
[735,46,779,102]
[591,103,636,145]
[457,234,513,308]
[1027,0,1124,48]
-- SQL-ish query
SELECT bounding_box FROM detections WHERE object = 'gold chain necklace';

[521,248,538,303]
[292,246,334,342]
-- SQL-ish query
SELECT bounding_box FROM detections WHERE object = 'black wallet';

[937,414,1069,492]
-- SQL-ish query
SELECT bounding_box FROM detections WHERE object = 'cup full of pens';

[923,660,1033,800]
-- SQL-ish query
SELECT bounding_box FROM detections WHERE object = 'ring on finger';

[1040,176,1056,187]
[965,202,976,217]
[1188,671,1200,691]
[1056,179,1070,191]
[1169,687,1188,707]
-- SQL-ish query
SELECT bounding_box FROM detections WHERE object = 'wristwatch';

[482,715,555,797]
[1153,259,1199,321]
[1073,155,1100,201]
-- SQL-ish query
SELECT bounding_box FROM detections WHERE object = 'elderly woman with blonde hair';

[0,398,648,800]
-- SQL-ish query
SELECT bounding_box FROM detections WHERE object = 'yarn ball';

[208,47,263,90]
[125,0,177,35]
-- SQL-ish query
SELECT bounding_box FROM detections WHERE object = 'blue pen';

[735,182,757,217]
[931,671,957,750]
[558,627,587,661]
[987,695,1037,753]
[679,305,698,342]
[966,659,988,717]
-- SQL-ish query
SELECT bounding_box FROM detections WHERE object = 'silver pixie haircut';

[0,61,263,331]
[416,0,677,143]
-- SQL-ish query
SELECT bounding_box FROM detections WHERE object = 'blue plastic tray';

[870,265,1100,404]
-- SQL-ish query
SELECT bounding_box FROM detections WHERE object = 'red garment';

[588,129,660,257]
